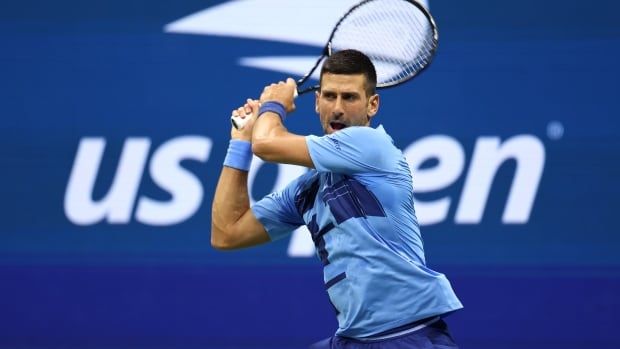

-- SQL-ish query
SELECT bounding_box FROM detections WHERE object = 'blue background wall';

[1,0,619,348]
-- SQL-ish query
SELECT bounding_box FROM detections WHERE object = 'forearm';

[252,97,293,159]
[212,166,250,237]
[211,139,253,248]
[252,111,313,167]
[211,162,271,250]
[252,112,288,147]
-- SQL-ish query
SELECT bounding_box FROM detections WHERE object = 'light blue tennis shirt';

[252,125,463,338]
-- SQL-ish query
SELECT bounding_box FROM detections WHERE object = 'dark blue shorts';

[309,319,458,349]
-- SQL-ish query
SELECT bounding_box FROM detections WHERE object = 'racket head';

[303,0,438,93]
[236,0,439,128]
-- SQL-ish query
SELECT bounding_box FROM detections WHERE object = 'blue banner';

[1,0,619,348]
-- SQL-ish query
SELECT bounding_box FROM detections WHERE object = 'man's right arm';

[211,99,270,250]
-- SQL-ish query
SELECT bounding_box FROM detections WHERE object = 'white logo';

[65,136,212,226]
[64,134,545,257]
[405,135,545,226]
[164,0,429,78]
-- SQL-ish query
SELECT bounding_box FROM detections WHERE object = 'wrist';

[231,134,251,142]
[258,101,287,121]
[223,139,252,171]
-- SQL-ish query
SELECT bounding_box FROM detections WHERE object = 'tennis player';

[211,49,463,348]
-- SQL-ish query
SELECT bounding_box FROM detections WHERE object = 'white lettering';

[64,134,546,235]
[404,135,465,225]
[455,135,545,224]
[135,136,211,225]
[64,138,150,225]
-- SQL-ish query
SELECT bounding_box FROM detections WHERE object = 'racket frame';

[296,0,439,95]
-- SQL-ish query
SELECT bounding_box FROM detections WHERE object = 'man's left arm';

[251,78,315,168]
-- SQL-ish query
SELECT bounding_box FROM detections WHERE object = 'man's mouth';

[330,122,347,130]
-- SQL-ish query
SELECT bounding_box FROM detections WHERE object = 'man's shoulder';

[332,125,395,149]
[339,124,390,137]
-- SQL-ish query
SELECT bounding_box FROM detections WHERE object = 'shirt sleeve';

[251,174,307,241]
[306,126,392,174]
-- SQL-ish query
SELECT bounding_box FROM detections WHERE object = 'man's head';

[320,49,377,96]
[316,49,380,134]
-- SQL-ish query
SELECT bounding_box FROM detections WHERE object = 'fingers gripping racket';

[231,0,439,129]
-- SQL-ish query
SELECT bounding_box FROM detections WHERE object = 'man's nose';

[332,97,345,116]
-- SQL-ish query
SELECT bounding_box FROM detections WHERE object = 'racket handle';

[231,89,298,130]
[231,114,249,130]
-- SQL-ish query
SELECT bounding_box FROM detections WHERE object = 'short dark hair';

[319,49,377,96]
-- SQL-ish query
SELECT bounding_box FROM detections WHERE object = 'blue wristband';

[258,101,287,121]
[223,139,252,171]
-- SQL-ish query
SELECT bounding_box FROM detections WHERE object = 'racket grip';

[231,114,249,130]
[231,89,299,130]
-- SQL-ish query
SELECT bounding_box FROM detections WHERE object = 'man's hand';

[259,78,297,113]
[231,99,260,141]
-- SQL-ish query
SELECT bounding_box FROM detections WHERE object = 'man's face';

[315,73,379,134]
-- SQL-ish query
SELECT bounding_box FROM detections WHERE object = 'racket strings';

[330,0,437,86]
[402,6,434,67]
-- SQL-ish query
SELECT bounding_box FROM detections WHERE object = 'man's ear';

[315,91,320,114]
[367,93,380,121]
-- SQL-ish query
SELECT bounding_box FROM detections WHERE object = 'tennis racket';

[231,0,439,130]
